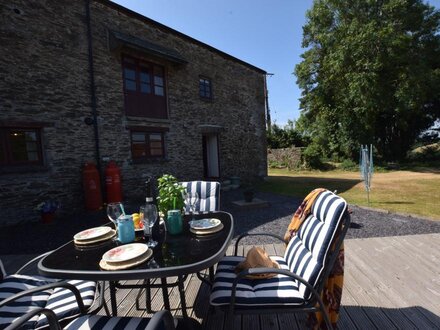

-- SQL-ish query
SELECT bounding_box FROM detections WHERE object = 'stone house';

[0,0,268,225]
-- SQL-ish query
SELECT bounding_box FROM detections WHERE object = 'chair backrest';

[283,190,349,300]
[0,259,6,281]
[180,181,220,212]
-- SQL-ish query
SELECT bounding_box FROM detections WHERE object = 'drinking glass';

[142,204,158,248]
[106,202,125,231]
[184,192,199,221]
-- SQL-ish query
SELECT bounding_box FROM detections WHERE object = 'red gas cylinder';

[105,160,123,203]
[82,162,103,210]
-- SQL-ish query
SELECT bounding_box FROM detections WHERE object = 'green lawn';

[259,168,440,220]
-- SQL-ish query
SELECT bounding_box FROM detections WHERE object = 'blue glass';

[117,215,135,244]
[166,210,183,235]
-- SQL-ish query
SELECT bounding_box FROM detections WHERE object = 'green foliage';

[267,120,307,149]
[157,174,185,217]
[295,0,440,162]
[302,144,324,169]
[339,159,358,171]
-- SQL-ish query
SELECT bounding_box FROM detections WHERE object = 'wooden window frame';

[199,76,213,100]
[122,55,168,119]
[130,128,167,162]
[0,127,44,166]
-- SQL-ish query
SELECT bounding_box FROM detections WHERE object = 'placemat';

[190,223,224,235]
[99,248,153,270]
[74,229,116,245]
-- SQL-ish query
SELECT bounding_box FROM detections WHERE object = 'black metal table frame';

[38,211,234,318]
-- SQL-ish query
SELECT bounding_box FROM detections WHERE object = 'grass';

[259,168,440,220]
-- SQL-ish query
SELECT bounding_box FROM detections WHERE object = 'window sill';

[126,116,171,124]
[0,165,49,175]
[199,96,213,103]
[131,158,169,165]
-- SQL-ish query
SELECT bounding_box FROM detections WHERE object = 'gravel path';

[1,189,439,254]
[222,189,440,245]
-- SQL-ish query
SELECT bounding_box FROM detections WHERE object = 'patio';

[5,233,437,329]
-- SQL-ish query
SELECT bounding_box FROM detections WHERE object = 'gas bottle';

[82,162,103,210]
[105,160,123,203]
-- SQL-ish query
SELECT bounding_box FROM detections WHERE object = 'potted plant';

[157,174,185,218]
[243,184,255,203]
[35,199,60,223]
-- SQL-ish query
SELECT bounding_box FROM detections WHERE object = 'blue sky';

[111,0,440,127]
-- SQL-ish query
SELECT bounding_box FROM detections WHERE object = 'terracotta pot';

[41,212,55,224]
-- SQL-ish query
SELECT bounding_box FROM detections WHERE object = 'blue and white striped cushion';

[285,190,347,299]
[181,181,220,212]
[210,256,304,306]
[0,275,56,329]
[64,314,154,329]
[36,280,97,328]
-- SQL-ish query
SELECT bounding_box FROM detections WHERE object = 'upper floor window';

[130,130,165,161]
[199,77,212,100]
[0,127,43,166]
[122,56,167,119]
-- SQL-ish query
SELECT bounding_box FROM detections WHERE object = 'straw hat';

[235,247,280,279]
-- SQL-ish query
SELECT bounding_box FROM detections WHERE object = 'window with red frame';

[122,56,167,119]
[0,128,43,166]
[131,131,165,160]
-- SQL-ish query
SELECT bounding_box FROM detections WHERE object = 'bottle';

[144,177,161,240]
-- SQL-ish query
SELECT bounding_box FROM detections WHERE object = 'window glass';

[199,78,212,99]
[125,80,136,91]
[2,128,42,165]
[140,71,150,83]
[131,131,164,159]
[131,132,145,142]
[154,76,164,86]
[154,86,164,96]
[124,68,135,80]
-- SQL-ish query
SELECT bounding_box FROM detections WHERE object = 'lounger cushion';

[65,315,154,329]
[181,181,220,212]
[0,275,97,329]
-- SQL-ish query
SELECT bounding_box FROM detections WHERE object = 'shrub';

[302,144,323,169]
[339,159,358,171]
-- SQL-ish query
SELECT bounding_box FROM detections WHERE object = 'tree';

[267,120,306,149]
[295,0,440,161]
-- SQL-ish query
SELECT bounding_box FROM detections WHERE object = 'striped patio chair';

[209,189,351,330]
[0,255,99,330]
[180,181,221,212]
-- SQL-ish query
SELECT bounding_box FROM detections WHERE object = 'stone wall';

[0,0,267,225]
[268,147,303,169]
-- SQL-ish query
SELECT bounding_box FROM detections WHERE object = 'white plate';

[74,227,112,241]
[102,243,149,263]
[189,218,221,230]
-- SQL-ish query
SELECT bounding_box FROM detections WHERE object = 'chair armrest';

[146,310,176,330]
[4,307,61,330]
[0,281,86,314]
[15,251,53,275]
[234,233,285,256]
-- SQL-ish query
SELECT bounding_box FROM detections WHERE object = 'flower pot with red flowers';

[35,200,60,224]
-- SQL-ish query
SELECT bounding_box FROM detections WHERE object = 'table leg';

[109,281,118,316]
[209,266,215,283]
[177,275,188,319]
[146,279,152,312]
[160,278,170,310]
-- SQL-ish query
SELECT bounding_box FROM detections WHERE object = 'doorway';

[202,134,220,179]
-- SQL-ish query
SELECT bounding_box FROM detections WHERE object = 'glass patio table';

[38,211,234,317]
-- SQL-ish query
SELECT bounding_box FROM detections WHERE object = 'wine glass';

[184,192,199,221]
[142,203,158,248]
[106,202,125,232]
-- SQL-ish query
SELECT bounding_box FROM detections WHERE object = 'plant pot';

[41,212,55,224]
[243,191,254,203]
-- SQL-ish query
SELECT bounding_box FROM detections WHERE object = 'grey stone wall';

[0,0,267,225]
[268,147,303,169]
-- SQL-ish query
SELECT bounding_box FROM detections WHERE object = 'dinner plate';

[102,243,149,263]
[189,218,221,230]
[190,223,224,235]
[74,226,113,241]
[74,229,116,245]
[100,249,153,270]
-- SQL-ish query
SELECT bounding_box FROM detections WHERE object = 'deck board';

[2,233,440,329]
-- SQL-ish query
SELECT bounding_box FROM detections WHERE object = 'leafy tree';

[267,120,307,148]
[295,0,440,161]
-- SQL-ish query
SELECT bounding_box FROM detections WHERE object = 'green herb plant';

[157,174,185,218]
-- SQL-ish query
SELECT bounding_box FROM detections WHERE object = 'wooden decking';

[2,233,440,329]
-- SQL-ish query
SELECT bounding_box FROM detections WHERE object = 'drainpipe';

[85,0,105,200]
[264,73,273,133]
